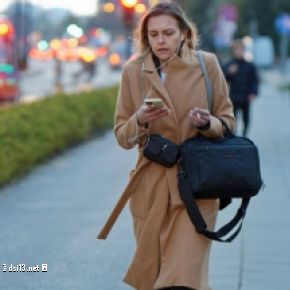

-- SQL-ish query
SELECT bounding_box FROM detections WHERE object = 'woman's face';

[147,14,184,63]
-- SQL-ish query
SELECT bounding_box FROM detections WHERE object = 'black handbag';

[178,118,263,242]
[176,51,263,242]
[144,134,180,168]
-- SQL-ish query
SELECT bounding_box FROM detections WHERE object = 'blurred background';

[0,1,290,290]
[0,0,289,104]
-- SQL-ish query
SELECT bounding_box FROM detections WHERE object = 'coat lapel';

[141,51,198,142]
[142,53,180,138]
[142,53,170,101]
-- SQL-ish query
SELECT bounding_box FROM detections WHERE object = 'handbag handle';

[178,171,250,242]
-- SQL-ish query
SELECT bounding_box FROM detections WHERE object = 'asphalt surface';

[0,69,290,290]
[210,69,290,290]
[19,58,121,102]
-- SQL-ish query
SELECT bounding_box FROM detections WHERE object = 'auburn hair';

[133,1,198,56]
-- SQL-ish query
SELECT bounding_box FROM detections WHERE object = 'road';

[0,69,290,290]
[18,58,121,102]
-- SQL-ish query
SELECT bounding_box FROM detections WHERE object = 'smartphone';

[144,98,164,108]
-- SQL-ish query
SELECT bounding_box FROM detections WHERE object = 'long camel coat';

[98,48,235,290]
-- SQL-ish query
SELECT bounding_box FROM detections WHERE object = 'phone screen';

[144,98,164,107]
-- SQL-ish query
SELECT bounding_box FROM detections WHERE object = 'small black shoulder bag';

[177,51,263,242]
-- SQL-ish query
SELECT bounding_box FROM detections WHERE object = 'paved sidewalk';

[0,69,289,290]
[210,69,290,289]
[0,133,136,290]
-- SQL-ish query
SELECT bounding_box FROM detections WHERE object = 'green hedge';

[0,86,118,185]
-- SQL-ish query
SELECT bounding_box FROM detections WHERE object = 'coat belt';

[97,170,143,239]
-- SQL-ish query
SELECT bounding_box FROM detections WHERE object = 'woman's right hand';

[136,103,170,126]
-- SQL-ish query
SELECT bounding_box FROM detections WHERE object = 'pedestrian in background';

[223,39,259,137]
[98,1,234,290]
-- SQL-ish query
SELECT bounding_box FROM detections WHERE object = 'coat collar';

[142,46,197,72]
[141,47,198,103]
[141,48,198,142]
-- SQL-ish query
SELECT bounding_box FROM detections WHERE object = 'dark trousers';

[233,102,250,136]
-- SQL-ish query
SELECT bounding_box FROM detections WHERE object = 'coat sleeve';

[198,53,235,138]
[114,67,149,149]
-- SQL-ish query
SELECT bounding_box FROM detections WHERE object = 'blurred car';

[28,47,54,61]
[0,63,18,102]
[0,17,18,102]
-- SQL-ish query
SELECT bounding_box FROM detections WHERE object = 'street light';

[149,0,159,6]
[0,23,9,36]
[103,2,115,13]
[120,0,138,9]
[119,0,139,59]
[0,19,14,42]
[119,0,137,30]
[118,1,146,58]
[135,3,146,14]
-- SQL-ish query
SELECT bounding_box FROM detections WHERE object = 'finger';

[188,113,208,126]
[147,107,169,117]
[188,115,201,126]
[195,108,210,115]
[188,112,200,122]
[147,112,169,121]
[189,111,208,121]
[147,109,169,121]
[191,107,209,113]
[197,120,208,126]
[198,114,210,122]
[189,111,204,121]
[143,104,155,112]
[149,113,169,122]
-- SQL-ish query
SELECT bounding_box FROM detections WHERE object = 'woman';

[98,1,234,290]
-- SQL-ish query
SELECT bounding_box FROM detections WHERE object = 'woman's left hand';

[188,107,210,128]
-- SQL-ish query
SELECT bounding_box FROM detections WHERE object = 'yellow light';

[67,38,78,48]
[135,3,146,14]
[109,53,121,66]
[78,47,96,63]
[0,23,9,35]
[50,39,62,50]
[149,0,159,6]
[82,53,95,63]
[56,49,67,62]
[103,2,115,13]
[120,0,137,9]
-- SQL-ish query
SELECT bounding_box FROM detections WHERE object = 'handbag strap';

[179,52,246,242]
[178,170,250,242]
[196,51,234,137]
[196,50,213,112]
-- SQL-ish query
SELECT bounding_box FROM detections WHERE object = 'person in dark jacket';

[223,39,259,136]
